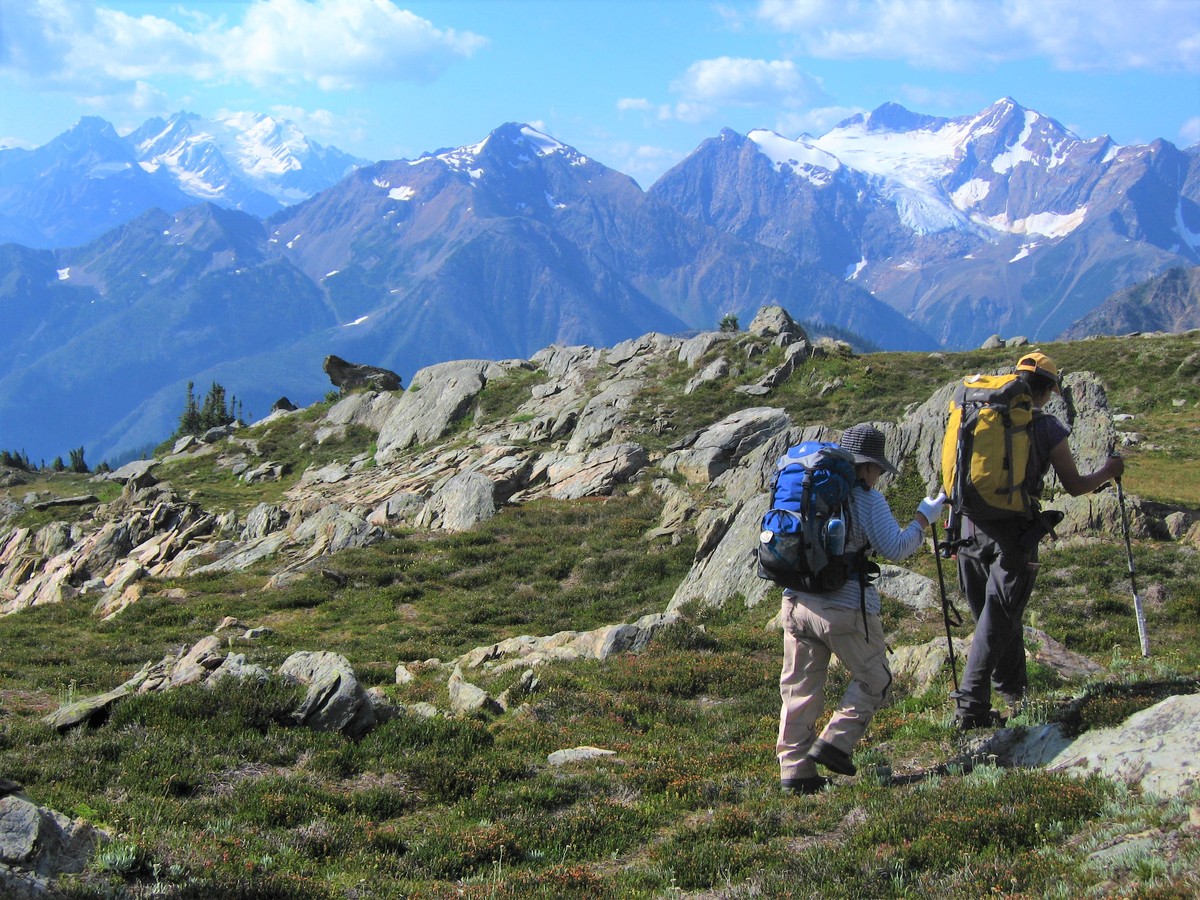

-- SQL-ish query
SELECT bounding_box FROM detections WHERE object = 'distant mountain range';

[0,99,1198,464]
[0,111,367,247]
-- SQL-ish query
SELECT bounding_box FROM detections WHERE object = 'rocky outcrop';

[322,355,403,392]
[1047,694,1200,797]
[453,611,686,675]
[661,407,791,484]
[0,795,108,899]
[376,359,518,461]
[280,651,377,739]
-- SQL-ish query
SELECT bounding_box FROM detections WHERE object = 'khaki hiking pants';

[776,594,892,781]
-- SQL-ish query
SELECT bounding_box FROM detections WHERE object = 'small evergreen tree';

[175,381,236,438]
[177,381,202,437]
[51,456,65,472]
[69,446,88,474]
[1,449,33,471]
[719,314,740,333]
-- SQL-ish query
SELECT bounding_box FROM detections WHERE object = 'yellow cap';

[1016,351,1062,395]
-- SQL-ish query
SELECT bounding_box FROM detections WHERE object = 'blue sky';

[1,0,1198,187]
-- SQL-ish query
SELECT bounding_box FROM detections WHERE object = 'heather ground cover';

[1,333,1198,897]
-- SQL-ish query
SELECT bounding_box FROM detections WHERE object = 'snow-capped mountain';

[2,103,1198,465]
[651,98,1200,347]
[0,122,925,465]
[128,111,367,216]
[0,113,367,248]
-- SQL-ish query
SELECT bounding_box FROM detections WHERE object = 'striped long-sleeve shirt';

[783,485,925,616]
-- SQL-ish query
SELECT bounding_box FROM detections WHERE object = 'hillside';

[1,313,1199,897]
[1063,266,1200,338]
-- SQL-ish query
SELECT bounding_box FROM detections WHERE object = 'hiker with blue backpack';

[764,423,946,794]
[943,351,1124,730]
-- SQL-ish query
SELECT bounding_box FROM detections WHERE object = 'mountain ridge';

[1,100,1198,463]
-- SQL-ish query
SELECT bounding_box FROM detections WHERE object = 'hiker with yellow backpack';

[940,351,1124,730]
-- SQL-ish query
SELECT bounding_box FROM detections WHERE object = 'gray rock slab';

[1047,694,1200,798]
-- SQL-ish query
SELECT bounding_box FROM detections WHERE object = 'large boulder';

[280,651,377,739]
[376,360,511,461]
[0,796,107,898]
[747,305,809,344]
[417,472,497,532]
[322,355,402,392]
[540,443,649,500]
[661,407,791,484]
[1047,694,1200,798]
[565,378,644,454]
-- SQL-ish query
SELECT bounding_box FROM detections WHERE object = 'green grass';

[2,331,1200,898]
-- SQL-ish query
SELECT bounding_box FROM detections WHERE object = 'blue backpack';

[756,441,858,593]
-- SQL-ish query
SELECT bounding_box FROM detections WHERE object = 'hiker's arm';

[1049,440,1125,496]
[859,490,924,561]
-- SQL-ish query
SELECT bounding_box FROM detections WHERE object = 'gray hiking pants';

[951,516,1038,719]
[777,595,891,780]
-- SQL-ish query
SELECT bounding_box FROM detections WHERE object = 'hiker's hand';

[917,491,947,525]
[1105,455,1125,482]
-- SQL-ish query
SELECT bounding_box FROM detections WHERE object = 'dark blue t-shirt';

[1027,411,1071,499]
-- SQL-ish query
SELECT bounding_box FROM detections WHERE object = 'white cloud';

[0,0,487,94]
[775,105,864,138]
[617,97,707,124]
[220,0,487,89]
[755,0,1200,72]
[1182,116,1200,147]
[602,141,687,188]
[671,57,825,108]
[270,104,367,145]
[617,97,656,113]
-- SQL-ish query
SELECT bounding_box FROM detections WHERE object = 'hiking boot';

[806,739,857,776]
[955,710,1007,731]
[781,775,830,795]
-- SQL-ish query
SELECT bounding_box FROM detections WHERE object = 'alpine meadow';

[2,312,1199,898]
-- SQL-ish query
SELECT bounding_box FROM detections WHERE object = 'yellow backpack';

[941,373,1035,520]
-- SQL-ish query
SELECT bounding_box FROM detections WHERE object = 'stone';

[323,355,402,392]
[547,746,617,766]
[448,666,502,716]
[104,459,157,484]
[661,407,791,484]
[1047,694,1200,798]
[678,331,732,368]
[416,471,497,532]
[243,503,289,540]
[280,651,377,739]
[747,306,809,344]
[877,565,938,611]
[376,360,508,460]
[684,356,729,394]
[543,443,649,500]
[0,795,106,896]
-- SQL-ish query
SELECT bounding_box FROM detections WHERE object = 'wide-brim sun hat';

[839,424,898,475]
[1016,350,1063,395]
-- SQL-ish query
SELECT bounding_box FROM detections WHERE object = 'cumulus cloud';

[1182,116,1200,147]
[672,57,826,108]
[623,56,827,126]
[0,0,487,94]
[220,0,487,89]
[775,105,864,138]
[754,0,1200,72]
[601,141,687,188]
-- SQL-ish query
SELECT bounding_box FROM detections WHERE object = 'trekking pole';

[1115,476,1151,658]
[930,521,963,691]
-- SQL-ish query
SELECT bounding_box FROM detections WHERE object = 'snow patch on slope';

[748,130,840,184]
